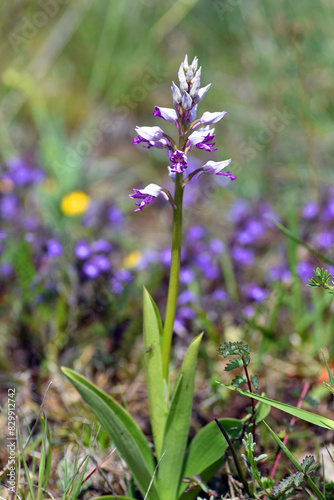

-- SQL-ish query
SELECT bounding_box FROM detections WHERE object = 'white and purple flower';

[130,55,236,212]
[129,184,169,212]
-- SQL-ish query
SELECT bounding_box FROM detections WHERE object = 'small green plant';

[217,343,332,499]
[308,268,334,294]
[218,341,259,441]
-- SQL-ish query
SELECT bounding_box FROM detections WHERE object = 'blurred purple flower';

[24,217,39,231]
[110,277,124,294]
[302,201,318,219]
[179,267,195,284]
[323,200,334,220]
[187,226,205,242]
[242,305,255,318]
[91,239,113,253]
[195,253,220,279]
[0,262,13,276]
[108,206,123,225]
[93,255,111,272]
[245,284,267,302]
[312,231,334,249]
[269,265,292,283]
[231,247,255,267]
[209,238,224,254]
[83,260,100,279]
[296,261,314,281]
[47,238,63,257]
[160,249,171,266]
[0,195,19,219]
[2,158,45,185]
[212,289,228,301]
[228,199,250,223]
[75,240,91,259]
[178,290,196,305]
[235,220,265,245]
[178,306,195,320]
[116,269,133,283]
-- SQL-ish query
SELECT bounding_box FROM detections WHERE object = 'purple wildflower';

[212,289,228,301]
[75,240,91,259]
[231,247,255,267]
[153,106,178,123]
[169,150,188,173]
[47,238,63,257]
[91,239,113,253]
[83,260,100,279]
[129,184,169,212]
[296,261,314,281]
[302,201,318,219]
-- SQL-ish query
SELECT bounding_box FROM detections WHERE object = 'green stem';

[214,419,256,498]
[161,172,184,381]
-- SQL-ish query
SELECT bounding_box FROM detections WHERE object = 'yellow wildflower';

[123,250,142,269]
[61,190,90,216]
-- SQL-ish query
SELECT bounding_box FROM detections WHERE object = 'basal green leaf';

[178,418,243,498]
[220,384,334,430]
[157,333,203,500]
[61,368,159,500]
[143,286,167,459]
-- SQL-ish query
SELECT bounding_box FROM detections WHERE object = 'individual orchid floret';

[134,126,164,141]
[182,91,192,111]
[153,106,178,123]
[169,150,188,174]
[129,183,169,212]
[185,159,236,183]
[133,125,173,149]
[178,62,188,92]
[183,54,189,70]
[171,81,182,104]
[202,159,233,176]
[196,111,227,126]
[190,56,198,73]
[193,83,211,104]
[189,75,201,98]
[187,128,217,152]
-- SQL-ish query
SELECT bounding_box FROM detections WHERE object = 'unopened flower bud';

[182,91,192,110]
[178,63,188,92]
[171,81,182,104]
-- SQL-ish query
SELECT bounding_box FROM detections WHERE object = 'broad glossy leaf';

[157,333,203,500]
[178,418,243,498]
[143,286,167,459]
[61,368,160,500]
[220,384,334,430]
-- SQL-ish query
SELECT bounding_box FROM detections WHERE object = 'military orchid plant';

[63,56,239,500]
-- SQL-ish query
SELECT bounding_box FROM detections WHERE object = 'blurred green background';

[1,0,333,215]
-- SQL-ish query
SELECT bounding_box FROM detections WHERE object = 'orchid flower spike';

[130,55,236,212]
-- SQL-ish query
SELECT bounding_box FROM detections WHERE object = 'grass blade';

[268,217,334,266]
[264,422,326,500]
[219,384,334,430]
